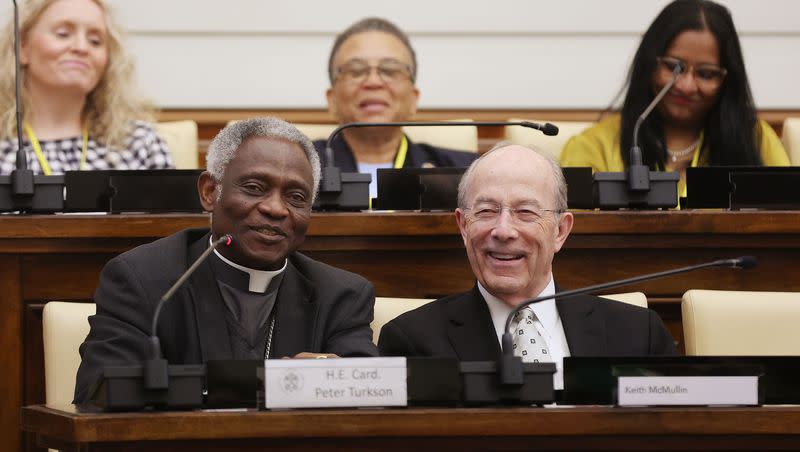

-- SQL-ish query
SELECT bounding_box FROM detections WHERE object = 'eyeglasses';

[656,56,727,90]
[462,202,562,225]
[333,58,414,85]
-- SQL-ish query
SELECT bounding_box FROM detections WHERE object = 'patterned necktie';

[512,307,551,363]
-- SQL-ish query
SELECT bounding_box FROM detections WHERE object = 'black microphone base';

[460,361,556,405]
[594,171,679,209]
[0,174,64,212]
[89,364,205,411]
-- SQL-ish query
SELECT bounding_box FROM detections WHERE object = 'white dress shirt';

[480,276,571,390]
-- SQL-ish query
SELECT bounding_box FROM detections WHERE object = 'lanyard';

[23,122,88,175]
[392,135,409,168]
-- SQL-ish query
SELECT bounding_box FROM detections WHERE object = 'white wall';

[5,0,800,109]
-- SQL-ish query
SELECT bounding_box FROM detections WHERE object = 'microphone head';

[734,255,758,270]
[542,123,559,136]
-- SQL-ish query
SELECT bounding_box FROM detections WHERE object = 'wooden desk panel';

[22,404,800,451]
[5,211,800,451]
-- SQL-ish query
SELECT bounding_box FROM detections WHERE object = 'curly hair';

[327,17,417,84]
[207,117,322,202]
[0,0,155,148]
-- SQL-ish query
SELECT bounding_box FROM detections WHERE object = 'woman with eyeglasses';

[0,0,173,176]
[560,0,789,195]
[318,17,476,200]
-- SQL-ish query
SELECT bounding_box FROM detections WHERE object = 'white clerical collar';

[211,237,287,293]
[480,275,557,343]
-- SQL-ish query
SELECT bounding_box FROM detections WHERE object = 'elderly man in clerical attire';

[75,117,378,403]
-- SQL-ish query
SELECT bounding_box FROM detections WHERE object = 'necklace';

[666,138,701,162]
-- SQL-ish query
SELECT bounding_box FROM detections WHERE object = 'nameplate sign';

[264,357,407,409]
[617,376,759,406]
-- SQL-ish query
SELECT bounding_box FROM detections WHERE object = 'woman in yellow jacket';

[560,0,789,197]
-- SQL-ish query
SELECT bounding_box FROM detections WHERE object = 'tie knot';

[514,307,535,324]
[511,306,550,363]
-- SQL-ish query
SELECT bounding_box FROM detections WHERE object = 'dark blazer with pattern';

[75,228,378,403]
[313,134,477,171]
[378,286,677,360]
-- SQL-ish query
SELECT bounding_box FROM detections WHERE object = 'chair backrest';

[294,120,479,153]
[599,291,648,308]
[682,289,800,355]
[782,117,800,165]
[505,119,593,161]
[370,292,647,344]
[42,301,96,405]
[371,297,435,344]
[155,120,199,169]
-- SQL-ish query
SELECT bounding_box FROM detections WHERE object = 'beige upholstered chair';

[370,292,647,344]
[682,289,800,355]
[781,117,800,165]
[155,120,199,169]
[42,301,96,406]
[294,120,479,153]
[371,297,435,343]
[505,119,593,161]
[403,120,478,152]
[293,123,337,142]
[599,291,648,308]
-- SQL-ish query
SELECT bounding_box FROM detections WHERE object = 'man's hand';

[289,352,340,359]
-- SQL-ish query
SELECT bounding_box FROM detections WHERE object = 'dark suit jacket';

[75,228,378,403]
[313,134,477,171]
[378,286,677,360]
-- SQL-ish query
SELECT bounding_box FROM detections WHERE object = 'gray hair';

[328,17,417,84]
[457,143,568,213]
[206,117,321,201]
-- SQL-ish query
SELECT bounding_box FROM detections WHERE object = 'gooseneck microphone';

[628,61,685,191]
[11,0,33,196]
[316,120,559,210]
[145,234,233,389]
[498,256,757,385]
[323,120,559,167]
[1,0,64,212]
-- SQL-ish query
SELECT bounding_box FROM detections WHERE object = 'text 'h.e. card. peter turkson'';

[264,357,407,409]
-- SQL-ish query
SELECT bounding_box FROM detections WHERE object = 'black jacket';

[75,228,378,403]
[313,134,477,171]
[379,285,677,360]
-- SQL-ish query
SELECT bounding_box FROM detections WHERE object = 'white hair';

[457,143,568,213]
[206,117,321,201]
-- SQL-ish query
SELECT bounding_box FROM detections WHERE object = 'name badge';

[617,376,759,406]
[264,357,407,409]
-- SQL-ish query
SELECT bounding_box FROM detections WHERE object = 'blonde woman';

[0,0,173,175]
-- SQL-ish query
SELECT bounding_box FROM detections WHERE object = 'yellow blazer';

[560,114,790,196]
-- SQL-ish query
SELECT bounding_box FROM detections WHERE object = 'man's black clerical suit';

[75,228,378,403]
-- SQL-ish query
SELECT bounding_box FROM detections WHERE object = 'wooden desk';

[22,404,800,451]
[5,210,800,451]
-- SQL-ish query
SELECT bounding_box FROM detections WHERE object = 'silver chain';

[263,316,276,360]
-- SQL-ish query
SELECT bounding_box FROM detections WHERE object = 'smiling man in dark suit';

[378,144,676,389]
[75,117,378,403]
